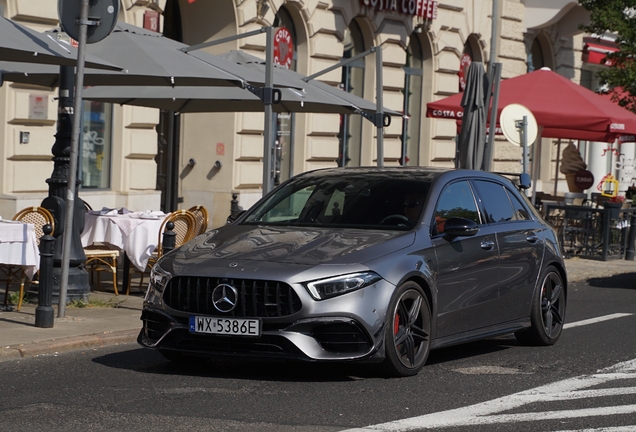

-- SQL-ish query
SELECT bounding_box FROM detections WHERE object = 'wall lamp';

[256,0,270,20]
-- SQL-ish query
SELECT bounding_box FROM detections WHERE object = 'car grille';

[163,276,302,318]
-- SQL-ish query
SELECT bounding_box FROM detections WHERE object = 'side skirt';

[430,318,530,350]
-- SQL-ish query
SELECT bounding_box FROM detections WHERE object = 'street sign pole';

[58,0,89,317]
[55,0,119,316]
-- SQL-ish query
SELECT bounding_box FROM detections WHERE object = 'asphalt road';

[1,277,634,432]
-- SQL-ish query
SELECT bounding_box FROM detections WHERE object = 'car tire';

[515,265,566,346]
[382,282,431,377]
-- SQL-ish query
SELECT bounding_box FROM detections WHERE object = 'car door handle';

[480,240,495,250]
[526,233,539,243]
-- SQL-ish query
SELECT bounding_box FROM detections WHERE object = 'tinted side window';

[473,180,515,224]
[507,189,532,220]
[433,181,480,234]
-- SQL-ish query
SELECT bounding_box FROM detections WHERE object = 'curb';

[0,328,140,362]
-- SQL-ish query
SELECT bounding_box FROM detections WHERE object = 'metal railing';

[544,204,636,261]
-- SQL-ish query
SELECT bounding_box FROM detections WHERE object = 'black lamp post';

[41,65,90,303]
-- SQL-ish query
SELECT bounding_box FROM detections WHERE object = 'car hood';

[167,224,415,272]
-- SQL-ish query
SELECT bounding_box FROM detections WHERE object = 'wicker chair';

[130,209,197,291]
[82,200,121,295]
[187,205,209,236]
[84,246,120,295]
[2,206,55,311]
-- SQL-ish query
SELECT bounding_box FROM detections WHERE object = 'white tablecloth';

[81,213,166,271]
[0,221,40,279]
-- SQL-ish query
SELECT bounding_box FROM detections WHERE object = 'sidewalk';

[1,257,634,362]
[0,288,144,361]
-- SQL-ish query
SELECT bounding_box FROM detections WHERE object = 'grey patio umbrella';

[218,51,393,123]
[457,62,488,170]
[0,23,299,88]
[81,83,398,116]
[0,16,119,70]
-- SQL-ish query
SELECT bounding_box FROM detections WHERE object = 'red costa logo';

[274,27,294,69]
[458,53,472,91]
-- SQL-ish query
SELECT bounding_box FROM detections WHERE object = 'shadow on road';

[92,347,383,382]
[427,336,517,366]
[587,272,636,289]
[93,335,522,381]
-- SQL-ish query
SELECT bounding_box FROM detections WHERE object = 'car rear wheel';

[382,282,431,377]
[515,265,566,346]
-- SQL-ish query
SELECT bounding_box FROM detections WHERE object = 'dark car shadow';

[93,335,520,381]
[93,348,381,382]
[587,272,636,289]
[426,336,517,366]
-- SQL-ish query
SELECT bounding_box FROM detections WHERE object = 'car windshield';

[243,174,431,230]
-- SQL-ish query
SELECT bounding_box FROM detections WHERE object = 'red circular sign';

[274,27,294,69]
[458,53,472,91]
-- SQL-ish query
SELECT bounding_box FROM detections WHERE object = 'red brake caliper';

[394,313,400,335]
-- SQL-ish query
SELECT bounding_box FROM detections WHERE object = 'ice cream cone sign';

[598,174,619,198]
[560,143,591,192]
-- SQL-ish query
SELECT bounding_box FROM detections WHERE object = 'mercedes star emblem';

[212,284,238,313]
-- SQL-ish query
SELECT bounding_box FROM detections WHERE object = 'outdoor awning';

[583,41,618,66]
[426,68,636,143]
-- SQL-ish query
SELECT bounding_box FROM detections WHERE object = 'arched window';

[273,7,297,185]
[401,36,423,166]
[529,38,545,72]
[338,21,365,167]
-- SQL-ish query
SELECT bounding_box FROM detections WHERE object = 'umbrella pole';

[375,46,384,167]
[530,127,543,206]
[483,63,501,171]
[263,26,274,193]
[554,138,562,197]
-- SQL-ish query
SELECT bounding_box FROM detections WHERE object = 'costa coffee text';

[360,0,438,19]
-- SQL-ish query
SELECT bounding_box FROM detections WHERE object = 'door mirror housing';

[443,217,479,240]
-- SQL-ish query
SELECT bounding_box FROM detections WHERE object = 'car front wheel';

[515,265,566,346]
[382,282,431,377]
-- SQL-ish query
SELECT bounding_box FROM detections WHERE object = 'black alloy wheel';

[515,265,566,346]
[382,282,431,377]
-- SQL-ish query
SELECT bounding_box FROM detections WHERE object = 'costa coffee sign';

[274,27,294,69]
[360,0,438,19]
[458,53,472,91]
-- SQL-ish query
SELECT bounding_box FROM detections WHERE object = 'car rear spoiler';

[493,172,532,190]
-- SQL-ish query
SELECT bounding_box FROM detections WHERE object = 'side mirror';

[226,210,246,224]
[443,217,479,240]
[519,173,531,190]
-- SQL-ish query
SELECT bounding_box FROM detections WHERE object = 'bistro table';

[81,210,167,291]
[0,219,40,280]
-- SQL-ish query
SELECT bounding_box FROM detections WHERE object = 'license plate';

[189,316,261,337]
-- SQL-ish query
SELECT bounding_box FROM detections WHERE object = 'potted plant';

[603,195,625,219]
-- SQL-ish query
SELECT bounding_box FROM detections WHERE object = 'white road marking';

[342,358,636,432]
[564,313,634,329]
[551,427,636,432]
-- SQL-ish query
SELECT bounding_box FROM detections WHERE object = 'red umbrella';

[426,68,636,142]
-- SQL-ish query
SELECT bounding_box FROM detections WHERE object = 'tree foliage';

[579,0,636,112]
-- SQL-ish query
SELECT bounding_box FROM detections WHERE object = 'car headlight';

[145,263,172,304]
[304,272,382,300]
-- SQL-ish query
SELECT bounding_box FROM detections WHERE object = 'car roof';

[296,166,514,185]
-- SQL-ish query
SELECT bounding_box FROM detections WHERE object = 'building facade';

[1,0,633,228]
